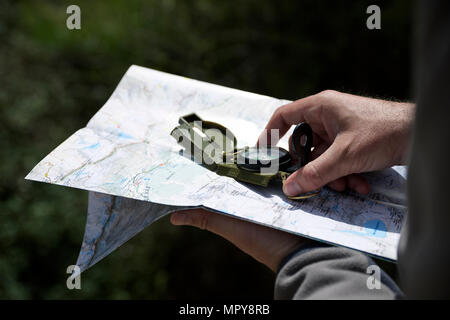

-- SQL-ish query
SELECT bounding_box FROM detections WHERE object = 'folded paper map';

[26,65,407,271]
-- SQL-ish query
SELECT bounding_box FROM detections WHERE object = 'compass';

[236,122,312,173]
[236,146,291,172]
[171,113,319,199]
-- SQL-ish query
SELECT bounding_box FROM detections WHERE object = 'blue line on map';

[117,132,134,139]
[84,143,100,150]
[336,219,387,238]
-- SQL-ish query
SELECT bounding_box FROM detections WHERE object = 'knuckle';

[319,89,337,97]
[317,90,340,104]
[273,105,286,119]
[272,105,289,127]
[272,107,281,119]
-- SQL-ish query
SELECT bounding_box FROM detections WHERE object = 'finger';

[346,174,370,195]
[170,209,306,272]
[327,177,347,192]
[311,132,323,148]
[288,132,323,154]
[310,141,329,160]
[170,209,287,256]
[283,140,349,196]
[286,131,324,167]
[171,209,210,228]
[257,95,320,145]
[170,209,248,241]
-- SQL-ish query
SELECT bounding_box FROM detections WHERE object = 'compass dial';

[237,146,292,171]
[244,147,287,162]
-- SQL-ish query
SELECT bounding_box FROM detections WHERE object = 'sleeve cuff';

[277,240,330,274]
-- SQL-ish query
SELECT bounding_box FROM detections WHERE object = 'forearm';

[275,243,402,299]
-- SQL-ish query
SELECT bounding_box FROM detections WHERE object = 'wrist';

[392,102,415,165]
[268,238,308,272]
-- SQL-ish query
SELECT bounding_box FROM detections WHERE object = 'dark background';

[0,0,413,299]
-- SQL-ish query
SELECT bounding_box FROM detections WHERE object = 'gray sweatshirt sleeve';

[397,0,450,298]
[274,243,402,299]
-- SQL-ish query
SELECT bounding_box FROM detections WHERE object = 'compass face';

[237,146,292,171]
[243,147,288,162]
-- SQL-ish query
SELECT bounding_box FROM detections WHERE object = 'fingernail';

[283,181,302,196]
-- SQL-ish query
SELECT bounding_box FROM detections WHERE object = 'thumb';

[283,142,348,196]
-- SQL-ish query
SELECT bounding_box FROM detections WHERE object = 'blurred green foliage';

[0,0,412,299]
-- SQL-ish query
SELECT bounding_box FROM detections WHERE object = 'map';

[25,65,407,272]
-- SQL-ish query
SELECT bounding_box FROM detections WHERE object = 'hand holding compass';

[171,113,321,200]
